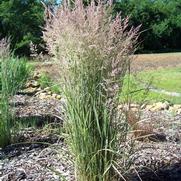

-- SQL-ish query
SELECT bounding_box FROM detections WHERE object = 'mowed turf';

[121,52,181,104]
[121,69,181,104]
[139,67,181,93]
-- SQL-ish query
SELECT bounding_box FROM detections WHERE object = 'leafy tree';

[0,0,45,56]
[114,0,181,52]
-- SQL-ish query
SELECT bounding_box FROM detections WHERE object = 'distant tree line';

[0,0,181,56]
[0,0,57,56]
[114,0,181,53]
[0,0,44,56]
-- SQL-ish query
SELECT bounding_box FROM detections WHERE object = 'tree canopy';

[0,0,45,56]
[0,0,180,56]
[114,0,181,52]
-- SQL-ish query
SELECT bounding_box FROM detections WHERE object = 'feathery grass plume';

[43,0,139,180]
[0,37,10,58]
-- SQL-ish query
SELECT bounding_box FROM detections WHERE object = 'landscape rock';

[18,87,38,96]
[149,102,170,111]
[130,104,140,108]
[145,104,154,111]
[38,92,48,99]
[173,104,181,109]
[130,107,139,112]
[52,93,57,99]
[25,80,39,88]
[169,104,181,113]
[56,95,61,100]
[32,72,41,80]
[176,108,181,114]
[47,91,52,95]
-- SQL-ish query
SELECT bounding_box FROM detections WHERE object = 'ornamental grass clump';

[0,38,30,148]
[43,0,139,180]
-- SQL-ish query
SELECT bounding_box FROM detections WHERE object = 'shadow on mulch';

[126,162,181,181]
[0,132,63,159]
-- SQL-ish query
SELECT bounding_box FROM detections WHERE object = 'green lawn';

[139,67,181,93]
[120,67,181,104]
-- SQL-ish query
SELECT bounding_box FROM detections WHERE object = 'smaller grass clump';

[0,57,31,95]
[38,73,61,94]
[0,38,30,148]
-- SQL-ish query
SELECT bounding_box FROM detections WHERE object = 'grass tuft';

[38,73,61,94]
[0,38,30,148]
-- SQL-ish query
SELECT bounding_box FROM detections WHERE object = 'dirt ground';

[132,52,181,72]
[32,52,181,79]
